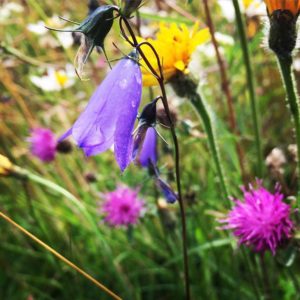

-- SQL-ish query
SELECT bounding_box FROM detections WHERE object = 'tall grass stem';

[0,211,122,300]
[277,56,300,200]
[232,0,263,177]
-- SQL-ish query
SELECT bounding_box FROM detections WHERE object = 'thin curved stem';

[190,91,229,201]
[203,0,246,181]
[119,16,191,300]
[0,211,122,300]
[232,0,263,178]
[277,56,300,200]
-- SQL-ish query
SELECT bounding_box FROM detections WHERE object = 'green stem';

[277,57,300,199]
[232,0,263,177]
[12,168,107,246]
[190,92,229,201]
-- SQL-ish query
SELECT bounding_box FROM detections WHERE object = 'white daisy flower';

[27,15,74,49]
[30,64,76,92]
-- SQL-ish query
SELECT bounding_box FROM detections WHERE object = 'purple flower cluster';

[101,186,144,227]
[221,182,293,255]
[28,128,57,162]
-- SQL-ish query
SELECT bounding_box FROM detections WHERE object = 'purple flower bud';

[156,177,178,204]
[28,128,57,162]
[60,51,142,171]
[137,127,157,167]
[132,98,158,166]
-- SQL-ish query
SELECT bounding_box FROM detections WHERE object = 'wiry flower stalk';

[119,16,191,300]
[232,0,263,177]
[170,73,229,201]
[0,211,122,300]
[263,0,300,200]
[203,0,246,182]
[277,57,300,200]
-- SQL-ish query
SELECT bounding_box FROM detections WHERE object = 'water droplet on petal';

[119,79,128,89]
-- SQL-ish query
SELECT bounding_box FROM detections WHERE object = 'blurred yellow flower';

[138,23,210,86]
[0,154,13,176]
[264,0,300,15]
[243,0,254,8]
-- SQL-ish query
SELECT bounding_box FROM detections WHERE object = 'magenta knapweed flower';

[101,186,144,227]
[221,182,293,255]
[60,50,142,171]
[28,128,57,162]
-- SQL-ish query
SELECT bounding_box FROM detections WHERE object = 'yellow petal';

[0,154,13,176]
[174,60,186,71]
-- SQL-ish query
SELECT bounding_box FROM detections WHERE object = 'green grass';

[1,1,300,299]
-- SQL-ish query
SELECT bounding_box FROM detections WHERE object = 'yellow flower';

[0,154,13,176]
[243,0,254,8]
[264,0,300,16]
[138,23,210,86]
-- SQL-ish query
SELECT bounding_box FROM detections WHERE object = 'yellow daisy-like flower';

[243,0,254,8]
[264,0,300,16]
[138,23,210,86]
[0,154,13,176]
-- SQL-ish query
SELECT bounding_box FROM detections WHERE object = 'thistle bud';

[264,1,300,59]
[122,0,142,18]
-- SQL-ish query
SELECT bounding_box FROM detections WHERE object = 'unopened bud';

[56,140,73,154]
[122,0,142,18]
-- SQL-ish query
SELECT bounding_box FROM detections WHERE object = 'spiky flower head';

[28,128,57,162]
[138,23,210,86]
[221,181,293,255]
[101,186,145,227]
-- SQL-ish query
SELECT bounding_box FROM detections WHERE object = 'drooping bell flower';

[138,127,157,167]
[28,128,57,162]
[156,177,178,204]
[133,98,158,167]
[264,0,300,59]
[148,161,178,204]
[46,5,117,76]
[59,50,142,171]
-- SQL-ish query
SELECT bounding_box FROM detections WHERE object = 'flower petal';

[71,56,141,157]
[114,59,142,171]
[138,127,157,167]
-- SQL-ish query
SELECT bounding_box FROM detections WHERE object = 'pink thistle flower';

[28,128,57,162]
[221,182,293,255]
[101,186,145,228]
